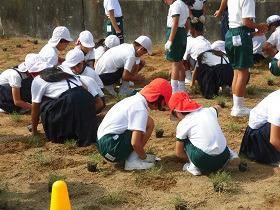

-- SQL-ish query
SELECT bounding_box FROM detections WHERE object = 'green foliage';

[10,112,22,122]
[209,171,233,193]
[64,139,77,149]
[98,191,128,205]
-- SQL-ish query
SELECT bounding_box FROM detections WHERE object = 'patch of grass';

[98,191,128,205]
[10,112,22,122]
[209,171,234,193]
[89,152,103,165]
[246,86,258,96]
[150,71,170,80]
[188,84,201,95]
[64,139,77,149]
[145,146,157,155]
[34,150,54,166]
[170,194,191,210]
[215,95,226,108]
[48,173,66,193]
[27,135,44,147]
[228,123,242,132]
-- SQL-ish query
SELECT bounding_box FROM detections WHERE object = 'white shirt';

[190,0,206,10]
[253,35,266,55]
[0,68,28,88]
[95,46,106,61]
[31,76,98,103]
[39,43,59,66]
[183,36,212,60]
[97,93,148,139]
[176,108,227,155]
[95,44,136,74]
[228,0,256,28]
[249,90,280,129]
[167,0,189,28]
[200,51,230,66]
[267,27,280,51]
[75,46,95,62]
[104,0,122,17]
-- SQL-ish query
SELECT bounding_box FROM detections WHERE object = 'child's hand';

[165,40,172,51]
[143,154,156,163]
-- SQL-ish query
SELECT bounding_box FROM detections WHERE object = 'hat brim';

[174,106,202,113]
[81,41,95,48]
[17,62,28,72]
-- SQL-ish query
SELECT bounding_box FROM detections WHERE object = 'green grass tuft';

[98,191,128,205]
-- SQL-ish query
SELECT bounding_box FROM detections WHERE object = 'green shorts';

[165,27,187,62]
[104,17,124,36]
[179,138,230,174]
[225,27,254,69]
[269,58,280,76]
[96,130,133,162]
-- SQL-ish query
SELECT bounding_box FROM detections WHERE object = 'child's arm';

[165,15,179,51]
[12,87,32,110]
[108,10,122,34]
[31,102,40,136]
[175,141,189,161]
[214,0,227,18]
[131,130,146,159]
[270,124,280,151]
[188,6,193,18]
[190,66,198,87]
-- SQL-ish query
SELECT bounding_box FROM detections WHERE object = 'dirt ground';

[1,37,280,210]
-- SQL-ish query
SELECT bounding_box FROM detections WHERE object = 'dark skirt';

[239,123,280,164]
[40,86,97,147]
[0,77,33,113]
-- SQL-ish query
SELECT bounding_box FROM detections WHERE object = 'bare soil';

[1,37,280,210]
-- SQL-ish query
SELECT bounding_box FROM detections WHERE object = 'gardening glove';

[143,154,156,163]
[165,40,172,51]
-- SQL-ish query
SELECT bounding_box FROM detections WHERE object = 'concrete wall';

[0,0,280,43]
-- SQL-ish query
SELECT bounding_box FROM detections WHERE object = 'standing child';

[169,92,238,175]
[225,0,267,117]
[189,0,207,18]
[39,26,73,66]
[96,78,172,170]
[103,0,124,43]
[163,0,193,93]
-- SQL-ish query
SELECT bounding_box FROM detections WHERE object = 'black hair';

[182,0,195,7]
[190,21,204,32]
[59,39,70,44]
[94,38,105,49]
[40,67,76,83]
[270,20,280,28]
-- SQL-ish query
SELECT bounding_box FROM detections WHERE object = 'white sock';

[171,79,178,93]
[178,80,186,92]
[233,94,244,109]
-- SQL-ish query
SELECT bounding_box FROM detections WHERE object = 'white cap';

[48,26,73,47]
[78,30,95,48]
[17,62,27,72]
[135,35,152,55]
[266,15,280,25]
[25,54,53,73]
[62,48,85,67]
[104,35,120,48]
[211,40,226,53]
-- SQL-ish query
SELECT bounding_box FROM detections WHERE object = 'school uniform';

[166,0,189,62]
[104,0,124,43]
[267,26,280,51]
[95,46,107,61]
[225,0,255,69]
[95,43,137,85]
[252,35,266,63]
[240,90,280,164]
[269,52,280,76]
[74,46,95,64]
[31,75,98,146]
[39,43,59,66]
[190,0,206,18]
[176,107,230,173]
[97,93,148,162]
[0,68,32,113]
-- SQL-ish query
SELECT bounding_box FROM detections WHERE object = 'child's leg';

[235,69,249,97]
[171,61,185,93]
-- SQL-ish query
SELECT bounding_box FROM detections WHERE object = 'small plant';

[10,112,22,122]
[267,78,274,86]
[209,171,232,193]
[155,124,164,138]
[34,150,54,166]
[87,153,103,172]
[188,84,201,95]
[171,195,190,210]
[215,96,226,108]
[247,86,258,96]
[64,139,77,149]
[98,191,128,205]
[27,135,44,147]
[48,173,66,193]
[228,123,242,132]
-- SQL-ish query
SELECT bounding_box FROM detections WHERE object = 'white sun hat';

[48,26,73,47]
[62,48,85,68]
[17,62,28,72]
[266,15,280,25]
[104,35,120,49]
[135,35,152,55]
[25,54,53,73]
[78,30,95,48]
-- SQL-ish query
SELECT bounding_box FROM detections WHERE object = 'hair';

[149,95,166,111]
[40,67,76,83]
[270,20,280,28]
[190,21,204,32]
[133,41,142,48]
[182,0,195,7]
[59,39,70,44]
[94,38,105,49]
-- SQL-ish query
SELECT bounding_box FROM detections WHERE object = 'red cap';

[140,78,172,105]
[168,92,203,112]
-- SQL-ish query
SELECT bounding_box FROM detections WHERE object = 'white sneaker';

[0,108,6,113]
[124,159,155,171]
[104,85,117,96]
[182,162,201,176]
[118,87,136,97]
[231,107,251,117]
[185,71,192,85]
[129,81,135,87]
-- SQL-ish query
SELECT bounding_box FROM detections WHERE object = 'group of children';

[1,0,280,175]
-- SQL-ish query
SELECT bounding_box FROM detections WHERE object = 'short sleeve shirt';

[0,69,27,88]
[183,36,212,60]
[267,27,280,51]
[104,0,122,17]
[190,0,207,10]
[167,0,189,28]
[39,43,59,66]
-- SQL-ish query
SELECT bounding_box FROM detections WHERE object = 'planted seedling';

[238,162,248,172]
[98,191,128,205]
[87,153,103,172]
[64,139,77,149]
[267,78,274,86]
[209,171,232,193]
[155,124,164,138]
[48,173,66,193]
[215,96,226,108]
[10,112,22,122]
[16,44,22,48]
[171,195,190,210]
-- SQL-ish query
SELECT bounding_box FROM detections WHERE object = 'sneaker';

[185,71,192,85]
[231,107,251,117]
[124,159,155,171]
[0,108,6,113]
[129,81,135,87]
[104,85,117,96]
[182,162,201,176]
[118,87,136,97]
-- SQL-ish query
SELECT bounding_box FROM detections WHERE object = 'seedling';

[155,124,164,138]
[64,139,77,149]
[171,195,190,210]
[33,40,38,45]
[87,162,97,172]
[27,135,44,147]
[98,191,128,205]
[48,173,66,193]
[238,162,248,172]
[267,78,274,86]
[209,171,232,193]
[87,153,103,172]
[34,150,54,166]
[10,112,22,122]
[215,96,226,108]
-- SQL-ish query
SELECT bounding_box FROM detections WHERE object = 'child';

[189,0,207,18]
[94,35,120,67]
[262,15,280,58]
[103,0,124,43]
[0,54,40,113]
[95,35,152,96]
[30,57,103,147]
[39,26,73,66]
[163,0,192,93]
[169,92,237,175]
[225,0,267,117]
[269,51,280,76]
[96,78,172,170]
[75,30,95,69]
[240,89,280,164]
[252,33,266,64]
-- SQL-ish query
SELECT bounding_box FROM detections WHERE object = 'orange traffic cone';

[50,180,71,210]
